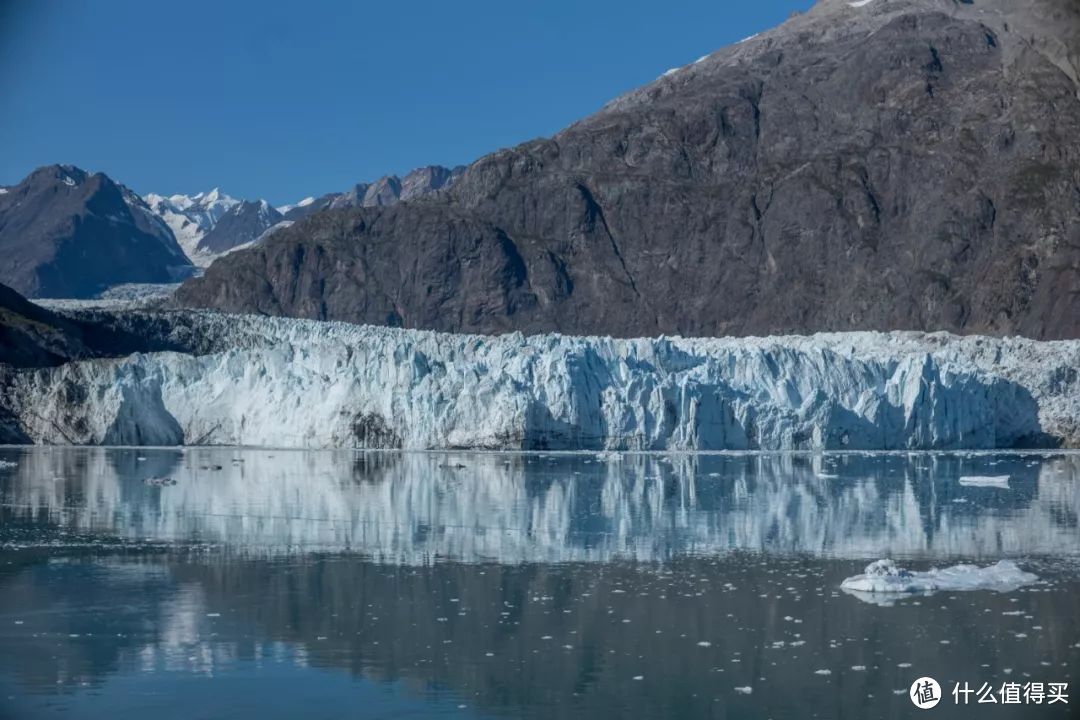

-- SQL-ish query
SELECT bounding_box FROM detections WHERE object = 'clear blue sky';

[0,0,813,205]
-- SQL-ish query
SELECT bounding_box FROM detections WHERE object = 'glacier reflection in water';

[1,447,1078,563]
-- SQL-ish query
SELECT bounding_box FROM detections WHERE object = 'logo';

[911,677,942,709]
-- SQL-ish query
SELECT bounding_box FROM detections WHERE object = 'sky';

[0,0,814,205]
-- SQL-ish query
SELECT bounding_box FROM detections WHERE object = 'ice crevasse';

[2,312,1079,450]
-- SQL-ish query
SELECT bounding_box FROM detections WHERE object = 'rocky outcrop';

[280,164,465,221]
[1,311,1077,449]
[176,0,1080,340]
[0,166,193,298]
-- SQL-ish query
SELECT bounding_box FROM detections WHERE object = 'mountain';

[144,189,283,266]
[146,166,464,265]
[176,0,1080,340]
[278,165,465,222]
[0,165,193,299]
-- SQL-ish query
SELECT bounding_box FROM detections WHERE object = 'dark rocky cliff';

[176,0,1080,339]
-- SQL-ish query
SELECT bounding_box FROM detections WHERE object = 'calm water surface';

[0,448,1077,719]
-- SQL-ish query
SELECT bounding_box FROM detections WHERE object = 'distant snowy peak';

[276,196,315,214]
[147,164,467,263]
[143,188,278,266]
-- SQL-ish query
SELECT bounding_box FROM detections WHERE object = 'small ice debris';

[815,669,832,676]
[697,641,712,647]
[851,665,866,671]
[817,473,840,479]
[633,675,644,681]
[206,613,220,617]
[841,559,1037,602]
[540,635,553,640]
[959,475,1010,489]
[143,476,177,487]
[734,686,753,695]
[595,450,622,461]
[0,460,17,469]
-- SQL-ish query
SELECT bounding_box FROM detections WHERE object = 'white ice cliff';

[2,312,1079,450]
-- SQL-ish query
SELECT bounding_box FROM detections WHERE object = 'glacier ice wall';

[1,312,1078,449]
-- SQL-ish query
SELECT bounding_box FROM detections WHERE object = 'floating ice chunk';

[841,559,1037,603]
[734,686,753,694]
[959,475,1010,489]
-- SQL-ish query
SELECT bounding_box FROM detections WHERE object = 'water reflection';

[1,449,1078,719]
[1,448,1078,562]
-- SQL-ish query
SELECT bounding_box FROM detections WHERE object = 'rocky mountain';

[176,0,1080,340]
[278,164,465,222]
[0,166,193,299]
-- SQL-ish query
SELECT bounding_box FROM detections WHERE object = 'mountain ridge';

[174,0,1080,339]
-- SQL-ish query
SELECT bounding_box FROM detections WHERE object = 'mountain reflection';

[1,448,1077,562]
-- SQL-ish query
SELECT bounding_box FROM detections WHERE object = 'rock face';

[176,0,1080,340]
[1,311,1077,449]
[0,166,193,298]
[279,165,465,222]
[0,282,90,368]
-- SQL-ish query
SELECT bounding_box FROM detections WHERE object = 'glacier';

[1,311,1078,450]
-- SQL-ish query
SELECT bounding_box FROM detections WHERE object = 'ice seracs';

[1,314,1078,450]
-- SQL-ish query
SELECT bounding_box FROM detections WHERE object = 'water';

[0,448,1077,719]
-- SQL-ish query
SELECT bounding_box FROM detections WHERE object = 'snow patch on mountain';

[2,315,1078,450]
[277,196,315,214]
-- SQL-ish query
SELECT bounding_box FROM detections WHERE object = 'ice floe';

[841,559,1038,605]
[959,475,1010,489]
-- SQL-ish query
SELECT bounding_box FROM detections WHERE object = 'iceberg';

[1,311,1078,450]
[841,559,1039,604]
[958,475,1010,489]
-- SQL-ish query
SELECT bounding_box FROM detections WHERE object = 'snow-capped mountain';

[145,166,462,267]
[144,189,282,267]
